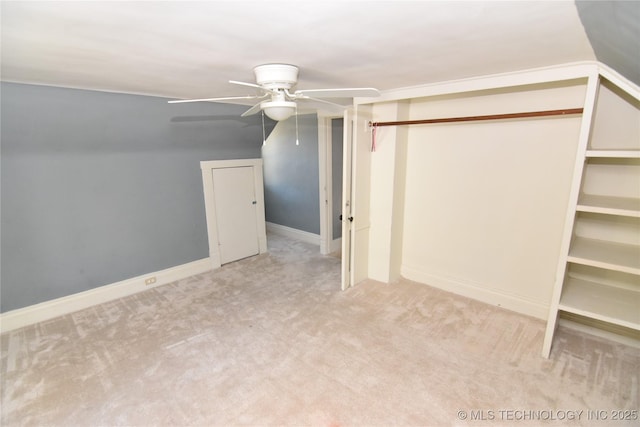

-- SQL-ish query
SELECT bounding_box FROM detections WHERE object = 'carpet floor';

[1,234,639,426]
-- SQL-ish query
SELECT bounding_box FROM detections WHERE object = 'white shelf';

[543,74,640,358]
[577,194,640,217]
[568,237,640,275]
[559,277,640,330]
[586,149,640,158]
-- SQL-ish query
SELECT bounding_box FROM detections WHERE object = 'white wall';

[368,101,409,283]
[369,80,588,318]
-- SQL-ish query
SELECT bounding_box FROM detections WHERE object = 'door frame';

[317,113,343,255]
[345,105,373,288]
[341,109,354,290]
[318,108,368,290]
[200,159,267,269]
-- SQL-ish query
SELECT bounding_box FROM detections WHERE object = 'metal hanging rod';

[367,107,583,151]
[368,108,583,128]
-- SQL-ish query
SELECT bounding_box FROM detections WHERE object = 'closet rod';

[369,108,583,128]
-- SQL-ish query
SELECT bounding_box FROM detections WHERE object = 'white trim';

[341,108,354,290]
[266,222,320,246]
[401,265,548,320]
[317,112,345,255]
[0,258,211,333]
[330,238,342,254]
[597,63,640,101]
[317,115,331,254]
[357,61,598,105]
[541,71,601,358]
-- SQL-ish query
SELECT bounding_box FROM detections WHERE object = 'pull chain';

[371,123,377,152]
[261,110,266,146]
[295,104,300,146]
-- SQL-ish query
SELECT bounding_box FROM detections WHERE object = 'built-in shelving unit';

[542,69,640,357]
[585,149,640,158]
[577,194,640,217]
[567,236,639,275]
[558,277,640,329]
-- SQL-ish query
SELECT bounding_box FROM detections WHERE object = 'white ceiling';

[1,1,597,102]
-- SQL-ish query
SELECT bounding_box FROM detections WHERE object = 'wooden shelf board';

[577,194,640,217]
[586,149,640,158]
[568,237,640,275]
[559,277,640,330]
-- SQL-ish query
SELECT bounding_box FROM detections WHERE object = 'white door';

[212,166,260,264]
[341,110,353,290]
[342,105,373,289]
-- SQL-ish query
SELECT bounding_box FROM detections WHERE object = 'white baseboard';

[320,237,341,255]
[330,238,342,254]
[0,258,212,333]
[266,222,320,246]
[401,265,548,320]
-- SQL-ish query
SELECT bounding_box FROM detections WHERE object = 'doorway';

[318,115,344,256]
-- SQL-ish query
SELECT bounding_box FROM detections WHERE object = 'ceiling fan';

[168,63,380,121]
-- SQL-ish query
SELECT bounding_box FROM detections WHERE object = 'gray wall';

[331,118,343,239]
[262,114,320,235]
[576,0,640,86]
[0,82,274,312]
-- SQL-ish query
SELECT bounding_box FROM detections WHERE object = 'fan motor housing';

[254,63,299,90]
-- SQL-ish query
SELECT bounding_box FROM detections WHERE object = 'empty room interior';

[1,1,639,426]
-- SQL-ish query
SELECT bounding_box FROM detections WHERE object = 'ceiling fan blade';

[229,80,278,95]
[297,97,346,113]
[168,95,262,104]
[240,102,264,117]
[229,80,263,89]
[294,88,380,98]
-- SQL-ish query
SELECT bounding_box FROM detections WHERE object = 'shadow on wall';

[170,115,263,125]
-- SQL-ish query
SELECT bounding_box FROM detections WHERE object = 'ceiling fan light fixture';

[262,100,296,121]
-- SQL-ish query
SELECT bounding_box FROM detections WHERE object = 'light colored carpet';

[2,234,639,426]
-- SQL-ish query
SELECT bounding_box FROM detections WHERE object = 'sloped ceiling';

[576,0,640,85]
[0,1,635,102]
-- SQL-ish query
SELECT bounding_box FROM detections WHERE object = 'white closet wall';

[356,63,639,353]
[399,82,586,318]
